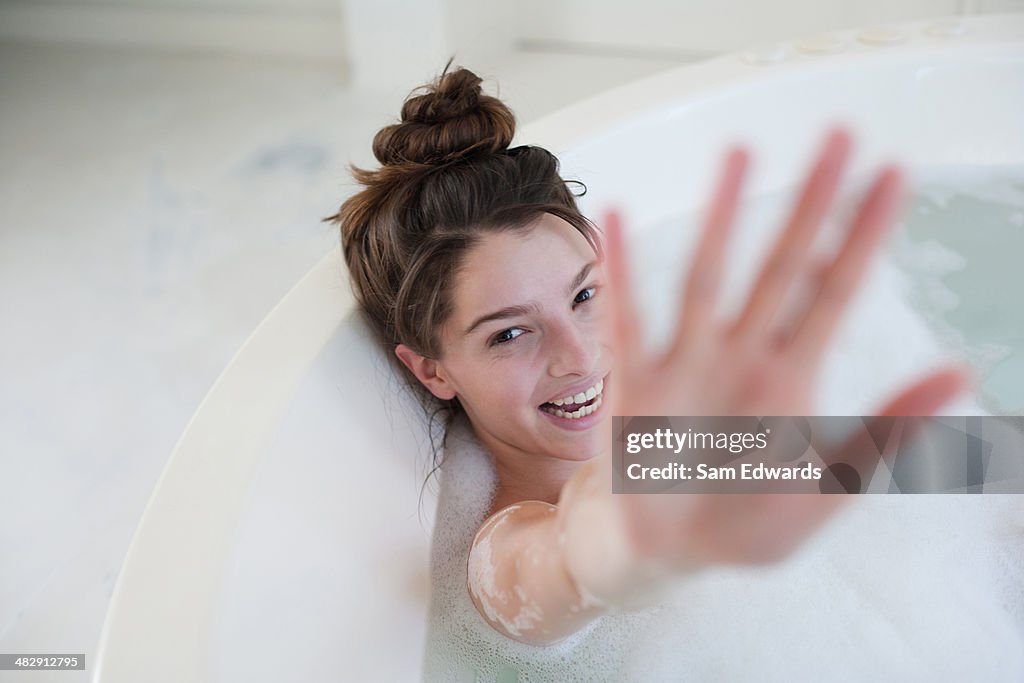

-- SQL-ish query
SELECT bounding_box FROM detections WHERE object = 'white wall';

[0,0,337,10]
[0,0,346,63]
[514,0,972,54]
[1,0,1022,86]
[339,0,518,91]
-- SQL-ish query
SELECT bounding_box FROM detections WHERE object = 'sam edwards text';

[626,462,823,480]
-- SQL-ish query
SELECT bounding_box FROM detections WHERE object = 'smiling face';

[397,213,613,469]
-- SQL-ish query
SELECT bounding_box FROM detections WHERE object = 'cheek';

[484,366,541,414]
[583,310,613,349]
[504,374,538,409]
[459,361,532,405]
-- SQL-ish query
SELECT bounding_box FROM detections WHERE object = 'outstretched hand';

[597,128,973,570]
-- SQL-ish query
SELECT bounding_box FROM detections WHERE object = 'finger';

[736,364,968,502]
[602,208,641,360]
[667,146,749,359]
[696,367,972,562]
[730,127,852,344]
[767,255,832,351]
[873,365,973,417]
[785,165,903,365]
[813,366,972,493]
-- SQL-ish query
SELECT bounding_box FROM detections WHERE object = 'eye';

[574,286,596,306]
[490,327,524,346]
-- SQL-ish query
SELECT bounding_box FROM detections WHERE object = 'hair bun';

[372,60,516,167]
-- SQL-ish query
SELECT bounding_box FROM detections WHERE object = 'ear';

[395,343,457,400]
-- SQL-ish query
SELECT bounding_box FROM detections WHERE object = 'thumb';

[873,364,974,418]
[815,365,974,493]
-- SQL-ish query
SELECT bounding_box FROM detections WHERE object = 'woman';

[324,61,1014,679]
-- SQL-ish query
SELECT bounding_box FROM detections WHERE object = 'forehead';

[454,214,595,315]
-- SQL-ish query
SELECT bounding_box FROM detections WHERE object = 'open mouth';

[538,375,606,420]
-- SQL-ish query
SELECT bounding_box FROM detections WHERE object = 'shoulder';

[471,500,559,554]
[467,500,562,604]
[466,500,577,644]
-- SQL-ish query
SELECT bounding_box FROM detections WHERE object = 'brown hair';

[321,57,601,484]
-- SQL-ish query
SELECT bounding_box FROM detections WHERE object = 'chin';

[566,429,608,462]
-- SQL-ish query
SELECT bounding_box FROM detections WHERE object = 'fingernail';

[879,165,906,204]
[820,128,852,173]
[828,128,851,153]
[827,125,854,149]
[955,363,978,394]
[728,146,750,166]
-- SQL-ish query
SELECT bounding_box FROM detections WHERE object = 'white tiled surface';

[0,40,685,680]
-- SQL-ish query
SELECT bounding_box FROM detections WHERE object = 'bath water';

[892,164,1024,415]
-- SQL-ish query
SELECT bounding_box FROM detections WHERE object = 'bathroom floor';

[0,39,686,680]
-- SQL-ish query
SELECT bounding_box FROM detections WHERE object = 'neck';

[468,425,600,518]
[452,409,614,518]
[489,453,582,511]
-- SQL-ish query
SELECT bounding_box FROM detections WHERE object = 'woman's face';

[426,213,613,463]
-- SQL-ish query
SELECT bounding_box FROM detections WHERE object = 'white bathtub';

[94,14,1024,682]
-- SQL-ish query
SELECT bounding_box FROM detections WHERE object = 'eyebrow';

[463,261,595,337]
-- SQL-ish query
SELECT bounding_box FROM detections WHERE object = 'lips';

[538,377,607,426]
[538,373,608,411]
[541,395,597,412]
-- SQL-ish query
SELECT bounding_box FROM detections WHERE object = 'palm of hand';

[599,128,971,569]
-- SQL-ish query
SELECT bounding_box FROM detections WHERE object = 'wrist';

[557,459,676,612]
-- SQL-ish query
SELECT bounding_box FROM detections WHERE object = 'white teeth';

[548,377,605,407]
[543,395,603,420]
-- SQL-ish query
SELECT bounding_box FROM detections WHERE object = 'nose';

[547,318,601,378]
